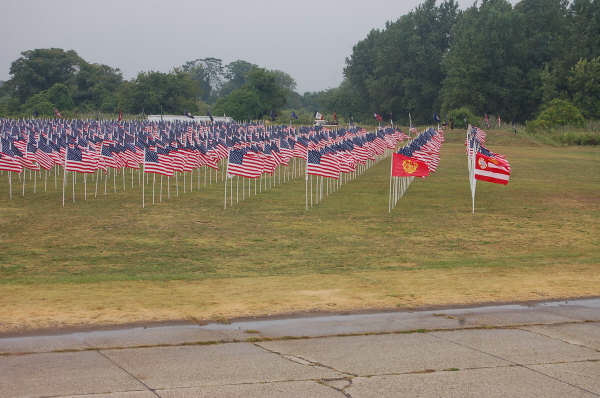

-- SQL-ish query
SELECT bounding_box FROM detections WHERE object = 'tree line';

[319,0,599,126]
[0,51,299,121]
[1,0,598,126]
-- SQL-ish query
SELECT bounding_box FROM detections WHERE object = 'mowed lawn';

[0,129,598,332]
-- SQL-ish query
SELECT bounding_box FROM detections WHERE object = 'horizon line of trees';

[0,50,304,121]
[1,0,598,127]
[330,0,599,126]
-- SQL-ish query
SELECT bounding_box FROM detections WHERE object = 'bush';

[535,99,585,128]
[22,91,55,116]
[556,132,600,146]
[446,107,478,129]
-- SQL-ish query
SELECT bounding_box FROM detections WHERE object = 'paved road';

[1,299,599,397]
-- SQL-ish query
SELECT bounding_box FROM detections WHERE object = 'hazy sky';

[2,0,483,93]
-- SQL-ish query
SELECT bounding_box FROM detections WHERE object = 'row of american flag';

[0,118,408,206]
[388,128,445,211]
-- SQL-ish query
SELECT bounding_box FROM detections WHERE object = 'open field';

[0,129,598,333]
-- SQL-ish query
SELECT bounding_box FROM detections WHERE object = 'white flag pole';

[62,148,68,207]
[224,170,228,210]
[95,169,99,198]
[142,148,145,208]
[466,125,477,214]
[388,154,394,213]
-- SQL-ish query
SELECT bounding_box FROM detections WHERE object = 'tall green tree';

[124,71,201,114]
[344,0,459,123]
[569,0,600,61]
[568,57,600,119]
[245,67,287,115]
[6,48,83,103]
[220,60,257,97]
[441,0,522,120]
[72,63,123,112]
[213,87,263,120]
[214,67,287,120]
[180,58,224,103]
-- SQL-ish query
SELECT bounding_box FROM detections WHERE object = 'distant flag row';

[1,118,396,179]
[220,124,409,208]
[466,125,511,213]
[0,117,402,207]
[389,128,444,212]
[303,127,408,209]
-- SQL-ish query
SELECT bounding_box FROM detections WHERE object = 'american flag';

[0,152,23,173]
[306,148,340,179]
[278,138,293,163]
[227,149,263,178]
[466,126,486,147]
[144,148,174,176]
[65,147,97,173]
[101,144,120,169]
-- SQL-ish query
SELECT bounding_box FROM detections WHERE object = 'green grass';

[0,128,598,285]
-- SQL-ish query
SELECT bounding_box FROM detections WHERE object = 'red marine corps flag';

[391,153,429,177]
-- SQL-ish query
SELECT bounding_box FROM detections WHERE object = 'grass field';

[0,128,598,333]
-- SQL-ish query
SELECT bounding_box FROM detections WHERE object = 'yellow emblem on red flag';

[402,159,419,174]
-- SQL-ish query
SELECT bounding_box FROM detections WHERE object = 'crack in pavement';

[254,342,356,397]
[253,342,358,377]
[430,332,600,397]
[95,350,161,398]
[318,377,354,398]
[516,324,600,352]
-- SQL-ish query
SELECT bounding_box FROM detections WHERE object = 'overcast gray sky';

[2,0,483,93]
